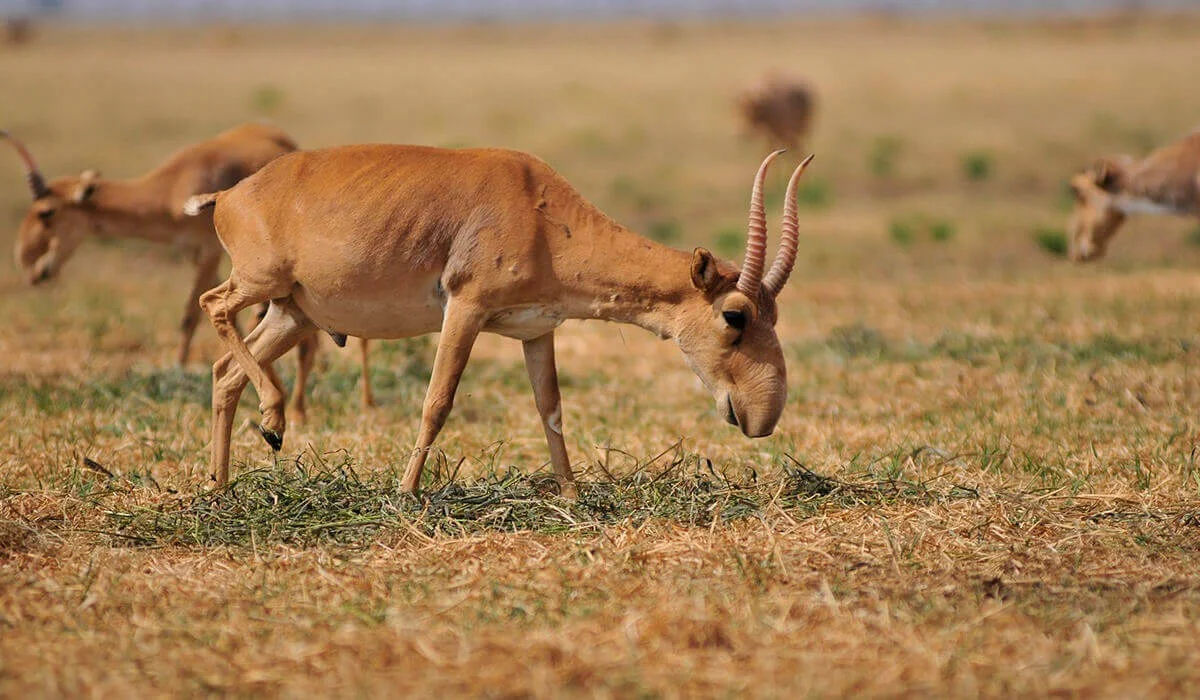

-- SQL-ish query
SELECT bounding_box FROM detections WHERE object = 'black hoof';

[328,332,347,347]
[254,423,283,451]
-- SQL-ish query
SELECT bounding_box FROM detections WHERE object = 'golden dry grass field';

[3,14,1200,697]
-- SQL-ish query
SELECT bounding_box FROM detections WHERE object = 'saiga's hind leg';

[200,274,297,456]
[251,302,316,425]
[288,331,320,425]
[210,298,315,486]
[359,338,375,408]
[287,334,373,424]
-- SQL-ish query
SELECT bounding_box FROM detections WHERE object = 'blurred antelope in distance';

[2,124,375,420]
[737,74,816,150]
[3,17,32,46]
[186,146,814,495]
[1068,129,1200,262]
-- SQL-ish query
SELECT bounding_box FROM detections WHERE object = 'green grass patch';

[826,322,891,359]
[797,177,833,209]
[768,173,833,211]
[1187,226,1200,248]
[0,368,212,415]
[962,151,994,182]
[100,450,949,547]
[1035,227,1069,258]
[647,218,682,244]
[1056,181,1079,213]
[797,327,1185,367]
[930,219,956,243]
[889,218,916,247]
[888,214,957,247]
[713,226,744,259]
[250,85,285,114]
[609,174,666,213]
[868,135,903,179]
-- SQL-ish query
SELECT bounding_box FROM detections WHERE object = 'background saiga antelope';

[2,16,32,46]
[187,147,812,494]
[1068,128,1200,262]
[3,124,374,420]
[737,74,816,150]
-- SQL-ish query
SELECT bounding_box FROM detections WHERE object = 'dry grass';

[4,14,1200,697]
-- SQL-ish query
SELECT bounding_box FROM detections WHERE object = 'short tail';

[269,131,300,153]
[183,192,220,216]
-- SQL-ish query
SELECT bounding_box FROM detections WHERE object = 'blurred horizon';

[2,0,1199,22]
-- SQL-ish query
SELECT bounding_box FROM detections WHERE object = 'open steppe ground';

[3,14,1200,697]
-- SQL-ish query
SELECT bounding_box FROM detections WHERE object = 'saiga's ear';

[1092,158,1124,192]
[690,248,721,294]
[73,169,100,204]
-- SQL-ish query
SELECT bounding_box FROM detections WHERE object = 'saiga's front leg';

[178,245,222,366]
[522,332,577,499]
[401,300,485,493]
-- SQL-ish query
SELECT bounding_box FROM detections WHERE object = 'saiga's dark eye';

[36,208,54,221]
[722,310,747,331]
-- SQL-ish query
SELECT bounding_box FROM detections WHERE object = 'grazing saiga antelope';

[3,16,32,46]
[737,75,816,151]
[3,124,374,420]
[187,146,813,495]
[1068,129,1200,263]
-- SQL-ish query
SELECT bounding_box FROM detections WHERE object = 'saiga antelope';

[1068,128,1200,262]
[737,75,816,151]
[3,16,32,46]
[3,124,375,419]
[188,146,813,496]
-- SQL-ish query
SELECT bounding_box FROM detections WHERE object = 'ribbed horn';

[762,154,814,296]
[0,130,50,200]
[736,149,784,299]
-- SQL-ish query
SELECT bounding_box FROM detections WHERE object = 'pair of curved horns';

[0,130,50,200]
[737,150,814,299]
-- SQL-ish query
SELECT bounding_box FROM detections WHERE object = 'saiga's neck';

[82,175,198,243]
[542,195,698,340]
